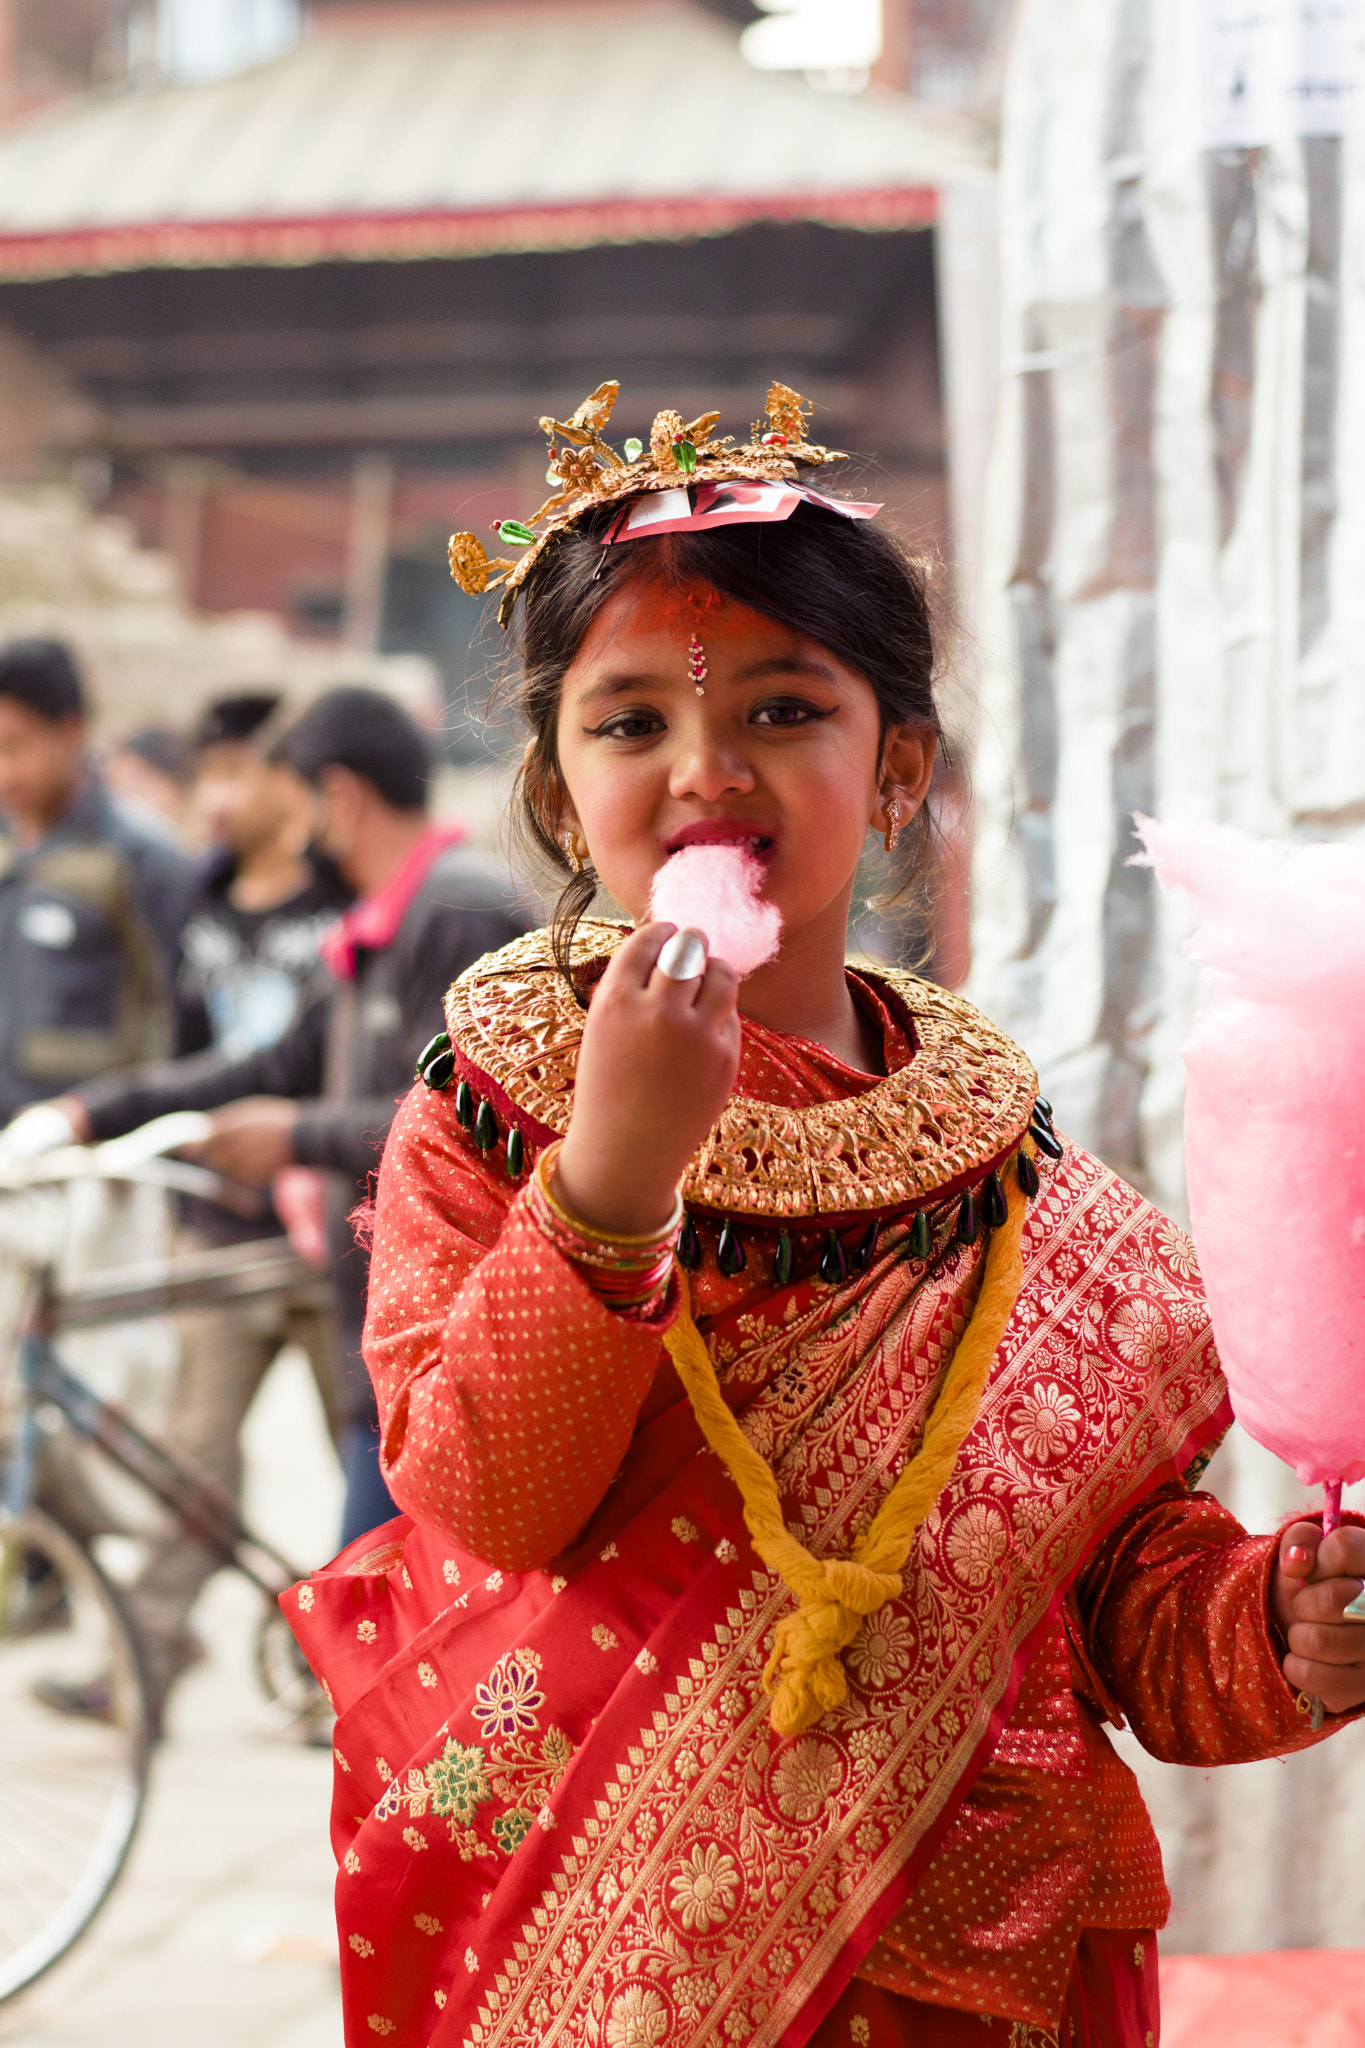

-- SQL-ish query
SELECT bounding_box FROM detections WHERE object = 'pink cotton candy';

[1136,816,1365,1486]
[649,843,782,978]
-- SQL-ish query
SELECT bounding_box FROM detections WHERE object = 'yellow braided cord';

[663,1161,1030,1736]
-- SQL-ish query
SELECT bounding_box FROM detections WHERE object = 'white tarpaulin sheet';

[972,0,1365,1953]
[1190,0,1365,145]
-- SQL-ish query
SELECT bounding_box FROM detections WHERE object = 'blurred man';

[0,638,193,1122]
[175,692,349,1066]
[31,692,353,1733]
[30,687,525,1584]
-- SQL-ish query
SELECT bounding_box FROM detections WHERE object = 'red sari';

[289,928,1340,2048]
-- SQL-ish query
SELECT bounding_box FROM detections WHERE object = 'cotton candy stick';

[1137,817,1365,1720]
[649,843,782,977]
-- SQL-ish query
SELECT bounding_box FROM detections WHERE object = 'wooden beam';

[107,384,860,449]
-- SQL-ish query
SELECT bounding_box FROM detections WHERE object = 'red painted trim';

[0,187,939,281]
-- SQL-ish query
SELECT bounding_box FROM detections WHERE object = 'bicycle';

[0,1115,331,2003]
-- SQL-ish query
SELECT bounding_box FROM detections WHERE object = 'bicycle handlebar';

[0,1113,265,1217]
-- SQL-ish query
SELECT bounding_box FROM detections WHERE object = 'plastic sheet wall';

[968,0,1365,1953]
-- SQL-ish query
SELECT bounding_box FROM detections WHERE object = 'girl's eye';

[751,698,832,729]
[589,709,665,740]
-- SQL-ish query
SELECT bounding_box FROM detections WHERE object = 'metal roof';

[0,0,990,281]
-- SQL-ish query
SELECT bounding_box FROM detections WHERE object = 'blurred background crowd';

[0,0,1362,2039]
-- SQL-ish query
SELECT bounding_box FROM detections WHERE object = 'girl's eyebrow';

[576,669,672,706]
[733,652,839,684]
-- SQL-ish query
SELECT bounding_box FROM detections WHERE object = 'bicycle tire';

[0,1508,151,2003]
[253,1599,327,1720]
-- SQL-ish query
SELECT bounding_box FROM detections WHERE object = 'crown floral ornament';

[447,378,847,626]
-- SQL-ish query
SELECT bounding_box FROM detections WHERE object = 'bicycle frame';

[0,1147,329,1602]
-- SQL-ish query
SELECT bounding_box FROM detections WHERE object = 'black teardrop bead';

[1029,1119,1063,1161]
[1016,1148,1041,1198]
[956,1189,980,1245]
[677,1214,702,1270]
[416,1029,450,1079]
[772,1230,794,1287]
[908,1209,932,1261]
[717,1220,747,1278]
[853,1219,879,1272]
[454,1078,475,1130]
[421,1047,455,1091]
[982,1172,1008,1229]
[1034,1094,1054,1123]
[473,1099,498,1151]
[505,1127,525,1178]
[819,1229,848,1286]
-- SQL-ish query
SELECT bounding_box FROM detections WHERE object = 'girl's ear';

[874,723,937,828]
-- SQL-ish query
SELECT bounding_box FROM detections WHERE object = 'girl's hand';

[1271,1521,1365,1716]
[553,923,740,1237]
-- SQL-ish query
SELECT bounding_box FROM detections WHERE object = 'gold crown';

[447,378,845,626]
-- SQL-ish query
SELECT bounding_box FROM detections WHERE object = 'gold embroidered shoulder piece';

[444,922,1038,1221]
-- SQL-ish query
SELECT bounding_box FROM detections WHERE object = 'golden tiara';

[447,378,846,627]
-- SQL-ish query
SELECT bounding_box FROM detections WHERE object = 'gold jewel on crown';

[447,378,846,627]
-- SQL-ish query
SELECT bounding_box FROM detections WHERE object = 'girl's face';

[554,577,935,951]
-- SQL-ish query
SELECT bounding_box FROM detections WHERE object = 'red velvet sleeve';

[362,1081,674,1571]
[1075,1479,1360,1765]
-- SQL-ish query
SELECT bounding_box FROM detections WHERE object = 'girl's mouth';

[662,821,778,861]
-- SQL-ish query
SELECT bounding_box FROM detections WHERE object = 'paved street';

[1,1349,345,2048]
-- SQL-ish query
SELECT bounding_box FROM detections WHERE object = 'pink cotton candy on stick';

[1137,816,1365,1489]
[648,843,782,978]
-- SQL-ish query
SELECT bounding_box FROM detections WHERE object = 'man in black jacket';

[0,638,194,1121]
[37,688,525,1562]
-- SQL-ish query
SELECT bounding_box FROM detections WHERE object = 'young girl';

[289,384,1365,2048]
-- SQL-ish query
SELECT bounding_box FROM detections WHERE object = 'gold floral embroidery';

[376,1647,573,1860]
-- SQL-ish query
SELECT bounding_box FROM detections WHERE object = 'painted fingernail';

[1286,1545,1314,1564]
[1344,1587,1365,1622]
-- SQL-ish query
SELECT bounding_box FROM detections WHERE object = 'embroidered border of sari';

[289,1144,1227,2048]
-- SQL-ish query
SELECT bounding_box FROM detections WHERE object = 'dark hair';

[498,501,944,980]
[118,725,191,784]
[194,691,283,753]
[0,638,86,723]
[277,687,431,811]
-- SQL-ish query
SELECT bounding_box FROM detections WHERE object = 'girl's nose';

[668,726,755,803]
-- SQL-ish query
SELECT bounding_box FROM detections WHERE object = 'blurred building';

[0,0,996,768]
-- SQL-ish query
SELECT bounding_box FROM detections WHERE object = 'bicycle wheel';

[254,1600,329,1721]
[0,1508,151,2002]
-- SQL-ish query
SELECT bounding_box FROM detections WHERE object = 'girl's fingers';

[1291,1576,1365,1625]
[1288,1617,1365,1664]
[613,921,677,987]
[1278,1521,1322,1578]
[694,956,741,1021]
[1282,1652,1365,1713]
